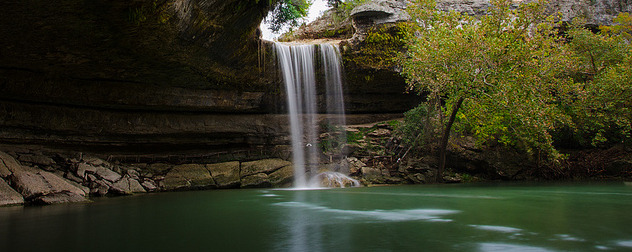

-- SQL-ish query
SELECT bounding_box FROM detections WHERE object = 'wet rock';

[241,173,271,188]
[241,159,292,177]
[313,171,361,188]
[162,164,215,190]
[33,191,88,205]
[268,165,294,186]
[0,177,24,206]
[206,161,240,188]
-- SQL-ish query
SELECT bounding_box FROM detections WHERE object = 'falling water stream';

[274,42,359,188]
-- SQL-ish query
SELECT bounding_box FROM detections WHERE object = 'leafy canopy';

[567,14,632,146]
[400,0,576,161]
[265,0,312,32]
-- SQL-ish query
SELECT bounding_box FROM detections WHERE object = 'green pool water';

[1,182,631,251]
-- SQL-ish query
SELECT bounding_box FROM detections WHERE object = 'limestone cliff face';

[0,0,283,151]
[1,0,629,152]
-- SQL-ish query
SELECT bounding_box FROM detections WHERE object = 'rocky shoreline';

[2,118,631,207]
[0,146,298,207]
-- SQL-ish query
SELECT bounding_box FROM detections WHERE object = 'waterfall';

[274,42,359,188]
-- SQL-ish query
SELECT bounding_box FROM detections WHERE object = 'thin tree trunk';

[437,97,464,182]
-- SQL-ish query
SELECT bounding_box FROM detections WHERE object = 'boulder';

[361,167,384,182]
[91,180,110,196]
[109,175,147,195]
[162,164,215,190]
[33,191,88,205]
[206,161,240,188]
[348,157,367,175]
[0,177,24,206]
[241,159,292,177]
[241,173,271,188]
[8,165,87,203]
[268,165,295,186]
[0,151,20,178]
[141,180,158,192]
[95,167,122,182]
[76,163,98,179]
[110,176,132,195]
[312,171,361,188]
[129,178,146,193]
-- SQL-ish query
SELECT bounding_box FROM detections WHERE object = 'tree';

[399,0,576,180]
[567,15,632,146]
[265,0,312,32]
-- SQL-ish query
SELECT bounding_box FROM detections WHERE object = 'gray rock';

[76,163,98,179]
[33,191,89,205]
[351,0,411,22]
[348,157,367,175]
[126,169,140,180]
[241,173,271,188]
[91,180,111,196]
[0,177,24,206]
[141,180,158,192]
[84,157,105,166]
[361,167,384,182]
[18,154,56,166]
[65,172,84,184]
[128,178,146,193]
[110,176,132,195]
[206,161,240,188]
[241,159,292,177]
[8,164,87,203]
[111,175,146,194]
[0,151,20,178]
[95,167,122,182]
[162,164,215,190]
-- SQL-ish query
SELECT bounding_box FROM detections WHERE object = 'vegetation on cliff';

[397,0,632,180]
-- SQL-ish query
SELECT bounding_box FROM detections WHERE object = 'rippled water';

[1,182,631,251]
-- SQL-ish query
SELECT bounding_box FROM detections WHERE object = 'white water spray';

[274,42,359,188]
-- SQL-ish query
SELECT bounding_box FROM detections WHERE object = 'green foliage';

[266,0,312,32]
[566,19,632,146]
[599,12,632,42]
[128,0,172,25]
[400,0,576,162]
[397,104,428,146]
[348,23,408,69]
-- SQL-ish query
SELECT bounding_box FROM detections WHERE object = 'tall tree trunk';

[437,97,464,182]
